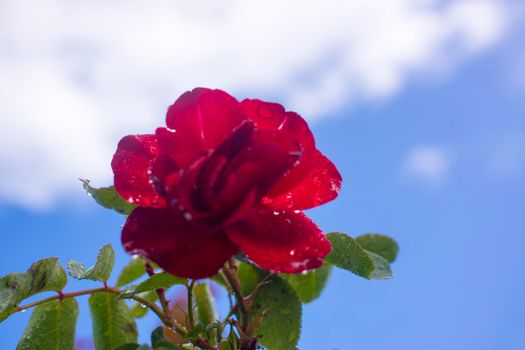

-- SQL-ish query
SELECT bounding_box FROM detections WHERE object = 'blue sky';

[1,1,525,349]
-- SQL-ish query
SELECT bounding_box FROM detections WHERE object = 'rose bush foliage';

[113,88,342,279]
[1,88,398,350]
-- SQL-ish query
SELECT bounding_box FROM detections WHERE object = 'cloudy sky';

[0,0,520,208]
[1,1,525,349]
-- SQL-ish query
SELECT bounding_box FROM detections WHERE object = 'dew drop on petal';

[183,212,193,221]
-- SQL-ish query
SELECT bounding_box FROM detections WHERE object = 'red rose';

[112,88,342,279]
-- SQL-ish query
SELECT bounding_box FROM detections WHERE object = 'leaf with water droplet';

[356,233,399,262]
[81,179,136,215]
[131,290,158,318]
[325,232,393,280]
[89,293,138,349]
[67,244,115,283]
[238,263,302,350]
[16,298,79,350]
[0,258,67,322]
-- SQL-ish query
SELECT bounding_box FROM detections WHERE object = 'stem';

[187,279,196,329]
[145,262,171,317]
[15,286,188,337]
[221,258,248,328]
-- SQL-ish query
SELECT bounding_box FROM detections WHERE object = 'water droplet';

[21,309,26,313]
[301,270,308,275]
[273,211,280,215]
[183,212,193,221]
[140,303,147,309]
[293,210,300,214]
[289,250,296,256]
[284,218,292,224]
[166,128,177,133]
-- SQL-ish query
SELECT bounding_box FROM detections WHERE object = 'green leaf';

[151,326,165,348]
[131,290,158,318]
[16,298,79,350]
[89,292,138,350]
[366,251,393,280]
[116,257,147,287]
[239,264,302,350]
[356,233,399,262]
[194,282,218,325]
[0,258,67,321]
[115,344,152,350]
[120,272,186,298]
[67,244,115,283]
[184,323,205,340]
[194,282,218,345]
[281,264,332,303]
[325,232,392,280]
[26,258,68,293]
[210,273,229,291]
[81,179,136,215]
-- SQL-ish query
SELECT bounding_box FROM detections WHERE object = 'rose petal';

[225,206,331,273]
[122,207,238,279]
[264,149,342,210]
[186,123,301,225]
[241,99,315,195]
[112,134,165,208]
[165,88,245,167]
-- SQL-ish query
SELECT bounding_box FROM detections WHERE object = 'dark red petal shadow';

[265,150,342,210]
[225,206,331,273]
[165,88,245,167]
[241,99,316,195]
[111,134,165,208]
[122,207,238,279]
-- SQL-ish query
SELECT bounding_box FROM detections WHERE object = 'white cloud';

[0,0,513,208]
[403,145,451,186]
